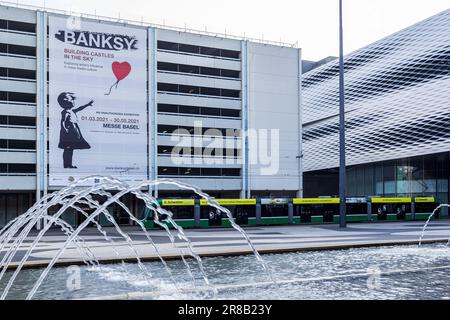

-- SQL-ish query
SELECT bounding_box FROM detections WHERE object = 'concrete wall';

[247,43,301,194]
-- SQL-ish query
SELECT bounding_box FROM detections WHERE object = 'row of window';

[0,116,36,127]
[0,163,35,174]
[0,139,35,150]
[158,124,240,137]
[158,82,240,98]
[0,91,35,103]
[0,42,239,63]
[157,41,240,60]
[0,19,36,33]
[158,145,240,157]
[158,167,240,176]
[0,43,36,57]
[158,103,240,118]
[0,67,36,80]
[157,61,240,79]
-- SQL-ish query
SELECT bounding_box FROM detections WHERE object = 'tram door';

[415,197,438,218]
[374,204,388,220]
[346,198,367,215]
[371,198,411,221]
[293,198,340,223]
[235,206,249,225]
[208,208,222,226]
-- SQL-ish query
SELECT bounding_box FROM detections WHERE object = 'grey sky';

[12,0,450,60]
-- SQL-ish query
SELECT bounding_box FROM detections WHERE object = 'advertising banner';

[48,15,148,186]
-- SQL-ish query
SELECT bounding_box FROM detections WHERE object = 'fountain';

[2,179,450,300]
[418,204,450,246]
[0,176,276,300]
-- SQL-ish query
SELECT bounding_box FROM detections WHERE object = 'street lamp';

[339,0,347,228]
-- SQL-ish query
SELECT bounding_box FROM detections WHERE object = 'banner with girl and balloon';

[48,15,148,186]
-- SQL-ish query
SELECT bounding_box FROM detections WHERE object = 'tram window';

[415,202,437,214]
[262,204,288,217]
[346,203,367,215]
[163,206,194,219]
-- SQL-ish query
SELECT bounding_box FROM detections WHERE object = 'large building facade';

[303,9,450,206]
[0,4,303,227]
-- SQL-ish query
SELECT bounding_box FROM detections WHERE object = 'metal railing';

[0,0,298,48]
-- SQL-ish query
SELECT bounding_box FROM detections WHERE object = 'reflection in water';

[2,244,450,299]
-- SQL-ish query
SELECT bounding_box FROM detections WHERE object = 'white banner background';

[48,15,148,186]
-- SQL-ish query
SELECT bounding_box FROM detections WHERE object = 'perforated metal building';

[302,9,450,201]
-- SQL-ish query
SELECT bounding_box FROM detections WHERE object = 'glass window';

[179,64,199,74]
[7,68,36,80]
[354,167,364,196]
[158,167,179,175]
[201,107,220,116]
[157,62,178,72]
[158,125,177,134]
[0,43,7,54]
[158,104,178,113]
[201,168,220,177]
[199,46,220,57]
[221,89,240,98]
[12,92,35,103]
[199,87,219,96]
[396,159,410,195]
[220,49,240,59]
[180,168,200,176]
[221,169,240,176]
[221,109,240,117]
[410,156,424,194]
[157,83,178,92]
[8,116,36,126]
[8,44,36,56]
[179,105,200,115]
[157,41,178,51]
[7,20,36,33]
[200,66,220,77]
[179,44,199,54]
[423,155,437,193]
[364,164,374,196]
[158,146,173,154]
[8,164,35,173]
[179,85,199,95]
[347,167,356,196]
[221,69,240,79]
[383,161,396,195]
[436,153,448,193]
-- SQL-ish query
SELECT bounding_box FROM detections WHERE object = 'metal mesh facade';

[302,9,450,173]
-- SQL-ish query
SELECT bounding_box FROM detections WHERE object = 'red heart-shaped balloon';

[112,61,131,81]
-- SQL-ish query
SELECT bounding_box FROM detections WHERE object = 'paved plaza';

[2,220,450,269]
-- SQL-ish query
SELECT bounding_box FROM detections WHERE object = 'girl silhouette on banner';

[57,92,93,169]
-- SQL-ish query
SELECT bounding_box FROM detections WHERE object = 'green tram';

[141,196,441,229]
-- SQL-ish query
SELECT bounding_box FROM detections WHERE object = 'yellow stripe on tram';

[414,197,435,203]
[200,199,257,206]
[371,197,411,203]
[161,199,195,206]
[293,198,340,204]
